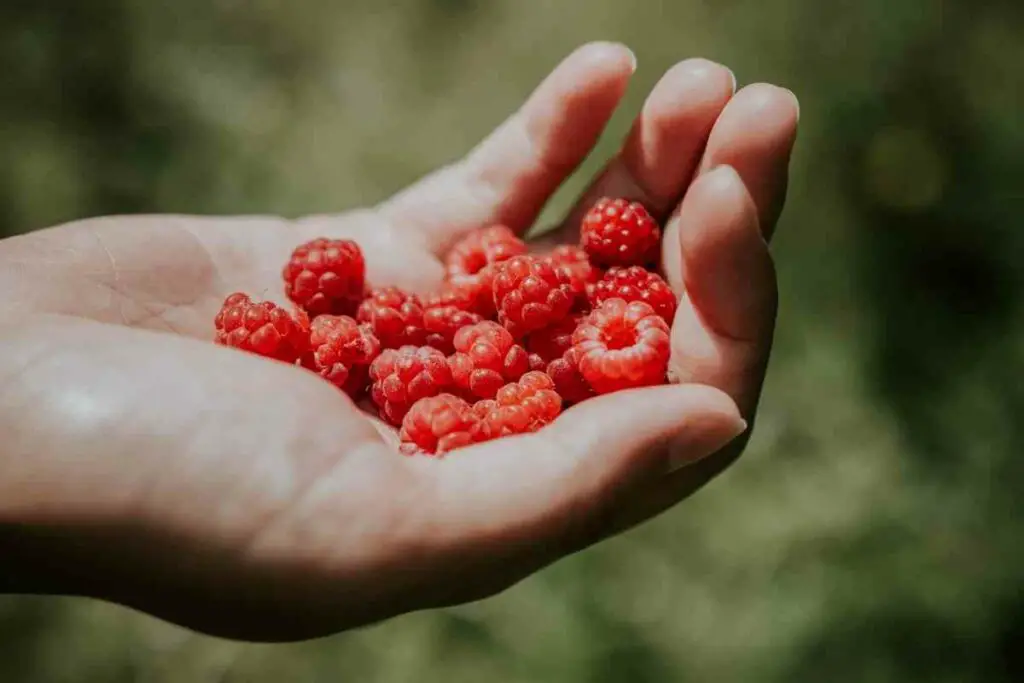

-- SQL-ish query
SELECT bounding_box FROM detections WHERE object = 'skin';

[0,43,798,642]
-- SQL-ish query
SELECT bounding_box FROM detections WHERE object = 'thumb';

[422,384,746,567]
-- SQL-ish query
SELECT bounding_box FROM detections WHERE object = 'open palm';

[0,43,797,641]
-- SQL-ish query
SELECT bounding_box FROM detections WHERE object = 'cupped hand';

[0,43,798,641]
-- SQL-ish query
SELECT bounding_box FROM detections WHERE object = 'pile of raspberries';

[214,198,676,456]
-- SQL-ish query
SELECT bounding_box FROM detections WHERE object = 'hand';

[0,42,798,641]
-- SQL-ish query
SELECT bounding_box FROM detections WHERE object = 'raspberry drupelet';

[357,286,427,349]
[308,315,381,398]
[572,298,671,394]
[214,293,310,364]
[528,353,548,372]
[283,238,367,317]
[400,394,478,456]
[447,321,530,400]
[492,255,576,339]
[369,345,453,426]
[590,266,677,324]
[580,198,661,267]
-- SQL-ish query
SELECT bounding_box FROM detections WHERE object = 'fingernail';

[705,163,742,188]
[579,42,636,75]
[665,417,748,474]
[626,47,638,74]
[727,68,737,94]
[785,88,800,122]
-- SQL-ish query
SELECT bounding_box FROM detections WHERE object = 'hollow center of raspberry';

[602,320,638,350]
[463,252,488,275]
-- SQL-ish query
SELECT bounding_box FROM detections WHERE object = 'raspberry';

[492,255,576,338]
[421,305,483,354]
[590,267,677,323]
[544,245,600,301]
[572,298,671,394]
[526,313,582,364]
[400,394,478,456]
[283,238,366,317]
[446,267,499,318]
[546,349,595,405]
[214,293,309,364]
[471,371,562,441]
[369,345,453,426]
[357,287,427,349]
[444,226,527,318]
[445,225,527,277]
[444,269,496,318]
[447,321,530,400]
[309,315,381,397]
[580,198,661,267]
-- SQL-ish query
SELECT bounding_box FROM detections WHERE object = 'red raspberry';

[446,267,500,318]
[546,349,595,405]
[444,226,527,318]
[421,305,483,354]
[580,198,661,267]
[446,268,498,318]
[369,345,453,426]
[492,255,576,338]
[445,225,527,277]
[357,287,427,349]
[447,321,530,400]
[471,371,563,441]
[590,267,677,323]
[572,298,671,394]
[214,293,309,364]
[544,245,600,301]
[309,315,381,397]
[528,353,547,372]
[283,238,366,317]
[526,313,583,364]
[400,394,478,456]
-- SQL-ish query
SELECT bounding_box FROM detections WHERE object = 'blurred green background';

[1,1,1022,681]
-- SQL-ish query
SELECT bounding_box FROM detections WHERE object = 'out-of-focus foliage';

[1,0,1021,681]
